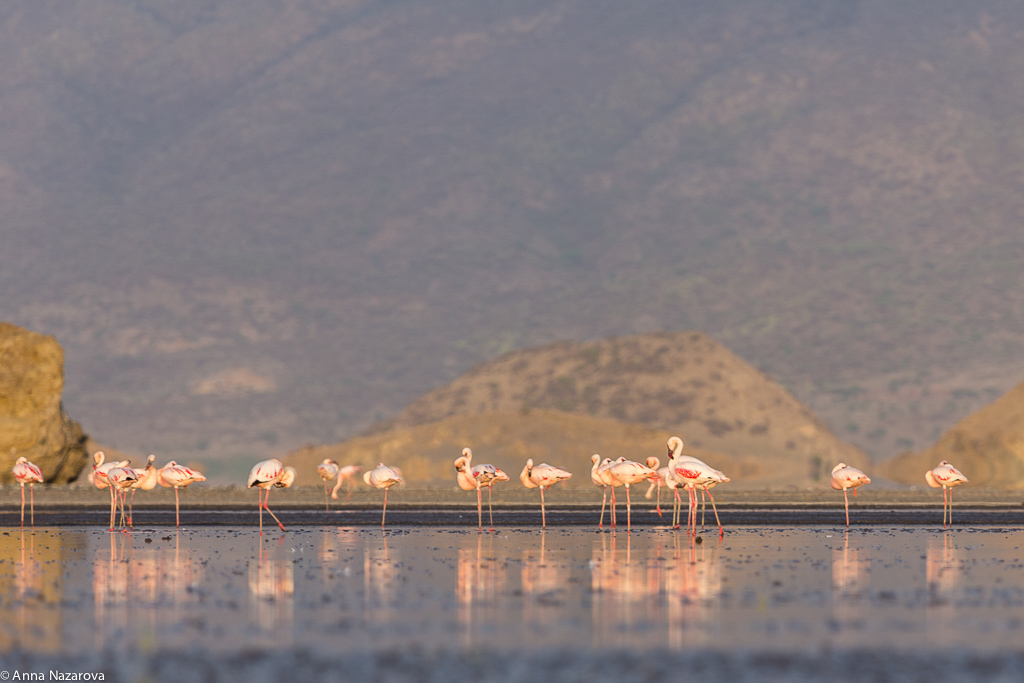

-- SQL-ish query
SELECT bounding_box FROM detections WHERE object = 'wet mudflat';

[1,524,1023,681]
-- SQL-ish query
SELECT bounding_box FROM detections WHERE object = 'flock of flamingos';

[10,436,969,534]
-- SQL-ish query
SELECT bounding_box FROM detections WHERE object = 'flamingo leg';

[599,485,607,528]
[324,483,330,512]
[701,490,707,530]
[258,488,264,534]
[942,485,950,528]
[20,484,25,528]
[175,487,181,528]
[844,488,850,528]
[109,485,116,531]
[540,486,547,528]
[30,484,35,527]
[487,485,495,532]
[656,482,663,518]
[263,488,286,531]
[610,487,616,528]
[129,489,135,528]
[625,484,632,532]
[476,486,483,532]
[381,488,388,528]
[704,486,723,537]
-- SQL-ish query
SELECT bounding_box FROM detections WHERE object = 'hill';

[2,2,1024,472]
[289,331,869,487]
[881,381,1024,489]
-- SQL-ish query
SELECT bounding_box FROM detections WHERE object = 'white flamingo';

[590,455,616,528]
[330,465,363,501]
[454,448,509,532]
[248,458,288,533]
[92,451,131,531]
[671,454,729,537]
[158,461,207,528]
[126,455,159,527]
[364,463,404,528]
[316,459,340,511]
[519,459,572,528]
[926,461,968,528]
[12,457,43,527]
[607,458,657,532]
[831,463,871,528]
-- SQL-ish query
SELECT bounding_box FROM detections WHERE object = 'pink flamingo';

[248,458,288,533]
[158,461,207,528]
[12,457,43,527]
[106,464,138,531]
[643,456,668,518]
[519,459,572,528]
[926,461,968,528]
[607,458,657,532]
[590,455,616,528]
[127,455,159,527]
[330,465,363,501]
[831,463,871,528]
[454,447,509,532]
[364,463,404,528]
[672,456,729,537]
[91,451,131,530]
[316,459,340,511]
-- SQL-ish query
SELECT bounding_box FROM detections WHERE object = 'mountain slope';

[2,2,1024,470]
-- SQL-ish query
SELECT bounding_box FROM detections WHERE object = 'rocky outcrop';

[0,322,88,483]
[881,380,1024,489]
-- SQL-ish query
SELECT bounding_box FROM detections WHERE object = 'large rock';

[881,380,1024,489]
[0,322,88,483]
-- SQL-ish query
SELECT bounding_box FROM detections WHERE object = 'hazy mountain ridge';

[3,1,1024,471]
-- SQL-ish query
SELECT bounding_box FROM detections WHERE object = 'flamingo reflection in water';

[456,533,508,647]
[250,535,295,641]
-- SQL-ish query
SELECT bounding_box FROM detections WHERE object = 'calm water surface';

[1,526,1023,655]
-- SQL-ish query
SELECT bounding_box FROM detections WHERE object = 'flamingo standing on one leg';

[519,459,572,528]
[831,463,871,528]
[330,465,363,502]
[248,458,288,534]
[12,457,44,528]
[607,458,657,532]
[364,463,404,528]
[590,455,615,528]
[926,461,968,528]
[643,456,667,518]
[454,448,508,532]
[127,455,159,527]
[158,461,207,528]
[316,459,340,511]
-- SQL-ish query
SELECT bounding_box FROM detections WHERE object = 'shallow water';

[1,525,1023,656]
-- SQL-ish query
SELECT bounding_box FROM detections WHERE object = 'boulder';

[0,322,88,483]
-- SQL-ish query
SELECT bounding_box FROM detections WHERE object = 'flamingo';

[106,464,138,531]
[454,448,509,532]
[600,457,626,527]
[672,456,729,537]
[590,455,616,528]
[12,457,43,527]
[831,463,871,528]
[158,461,206,528]
[92,451,131,531]
[926,461,968,528]
[364,463,404,528]
[248,458,288,533]
[126,455,159,527]
[607,458,657,532]
[519,459,572,528]
[643,456,668,518]
[330,465,363,501]
[316,459,340,511]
